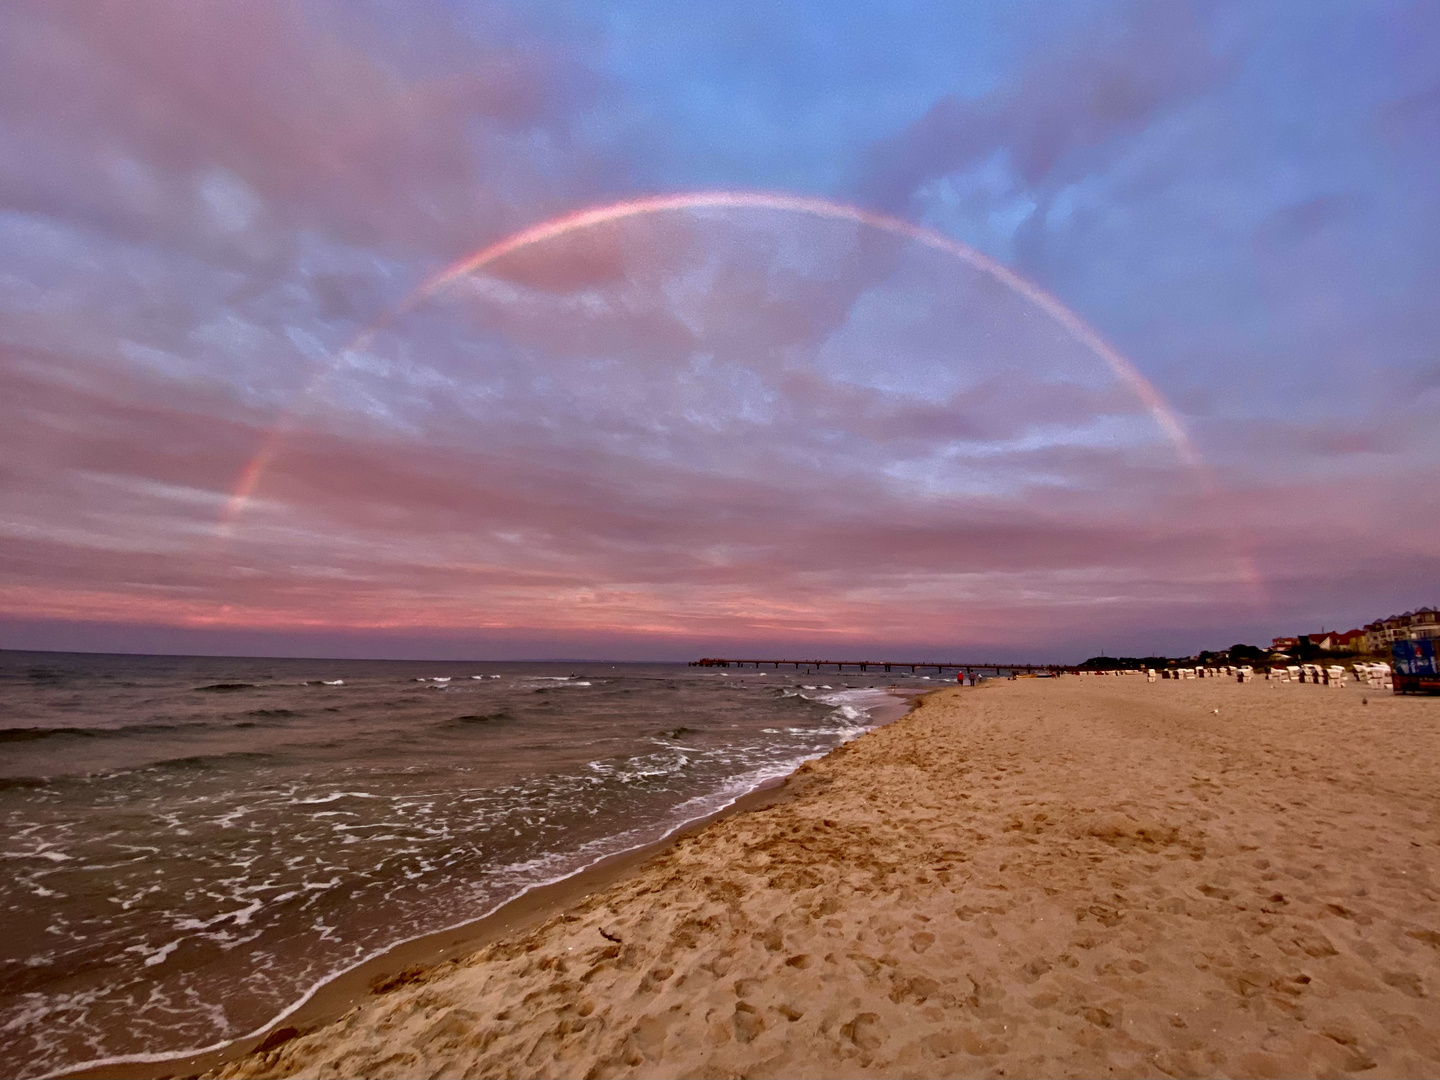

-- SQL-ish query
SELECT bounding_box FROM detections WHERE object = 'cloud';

[0,206,1261,657]
[853,2,1229,214]
[11,178,1430,657]
[0,1,614,265]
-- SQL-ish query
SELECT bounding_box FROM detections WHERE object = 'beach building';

[1332,628,1365,651]
[1364,607,1440,652]
[1296,628,1365,652]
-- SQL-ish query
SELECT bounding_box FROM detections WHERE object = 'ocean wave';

[21,667,66,683]
[0,726,101,743]
[0,721,202,744]
[778,687,901,729]
[296,790,383,804]
[0,776,48,791]
[148,751,275,772]
[443,713,511,727]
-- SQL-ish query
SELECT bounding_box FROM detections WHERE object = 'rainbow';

[224,190,1206,526]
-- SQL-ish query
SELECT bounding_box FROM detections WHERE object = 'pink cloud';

[0,1,612,261]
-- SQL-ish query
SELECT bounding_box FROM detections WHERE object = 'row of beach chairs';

[1268,663,1392,688]
[1148,666,1255,683]
[1143,663,1393,689]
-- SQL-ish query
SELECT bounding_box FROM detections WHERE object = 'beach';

[205,676,1440,1080]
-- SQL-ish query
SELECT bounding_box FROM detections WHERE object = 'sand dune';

[212,678,1440,1079]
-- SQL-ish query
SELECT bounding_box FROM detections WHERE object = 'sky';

[1,0,1437,662]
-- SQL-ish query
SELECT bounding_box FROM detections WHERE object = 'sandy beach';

[204,676,1440,1080]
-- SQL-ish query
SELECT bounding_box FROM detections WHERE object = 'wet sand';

[205,677,1440,1079]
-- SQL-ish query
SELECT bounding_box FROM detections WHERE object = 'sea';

[0,650,938,1079]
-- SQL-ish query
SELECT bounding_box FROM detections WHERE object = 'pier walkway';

[690,658,1077,675]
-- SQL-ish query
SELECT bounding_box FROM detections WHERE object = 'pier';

[690,658,1077,674]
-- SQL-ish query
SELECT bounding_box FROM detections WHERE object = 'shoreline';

[61,692,919,1080]
[200,676,1440,1080]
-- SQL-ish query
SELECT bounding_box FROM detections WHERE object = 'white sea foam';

[296,791,380,804]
